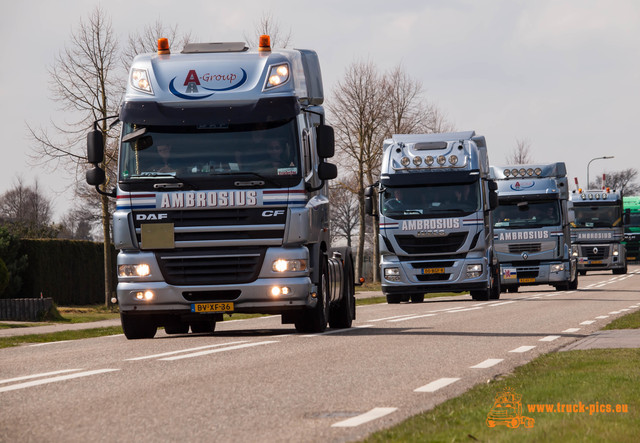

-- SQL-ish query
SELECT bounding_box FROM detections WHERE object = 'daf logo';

[593,247,599,255]
[521,252,529,260]
[136,213,168,221]
[262,210,285,217]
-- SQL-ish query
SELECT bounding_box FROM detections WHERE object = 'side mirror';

[86,167,106,186]
[87,130,104,164]
[316,125,335,159]
[488,180,499,210]
[364,186,374,216]
[318,162,337,180]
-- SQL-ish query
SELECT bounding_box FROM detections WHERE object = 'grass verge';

[603,309,640,330]
[363,348,640,442]
[0,327,123,349]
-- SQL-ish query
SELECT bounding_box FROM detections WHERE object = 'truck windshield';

[572,205,622,228]
[627,213,640,231]
[493,201,560,229]
[119,118,300,184]
[381,182,480,218]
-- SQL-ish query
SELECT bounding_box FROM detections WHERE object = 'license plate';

[422,267,445,275]
[519,278,535,283]
[590,260,603,264]
[191,302,234,313]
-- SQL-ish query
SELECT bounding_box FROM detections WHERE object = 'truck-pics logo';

[169,68,248,100]
[510,181,535,191]
[486,387,535,429]
[401,218,460,231]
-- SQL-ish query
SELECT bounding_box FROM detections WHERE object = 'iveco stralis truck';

[490,163,578,292]
[365,131,500,302]
[569,188,628,275]
[86,36,355,339]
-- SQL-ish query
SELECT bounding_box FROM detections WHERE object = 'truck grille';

[580,245,609,260]
[156,247,265,285]
[508,243,542,253]
[395,233,467,255]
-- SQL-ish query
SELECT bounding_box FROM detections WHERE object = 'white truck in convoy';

[365,131,500,302]
[490,163,578,292]
[86,36,355,339]
[569,188,628,275]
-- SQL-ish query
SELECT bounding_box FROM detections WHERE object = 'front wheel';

[121,313,157,340]
[295,254,329,333]
[410,294,425,303]
[329,253,355,329]
[190,320,216,334]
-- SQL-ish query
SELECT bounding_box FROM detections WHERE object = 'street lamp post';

[587,156,614,190]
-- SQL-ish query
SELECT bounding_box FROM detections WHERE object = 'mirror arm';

[95,185,116,198]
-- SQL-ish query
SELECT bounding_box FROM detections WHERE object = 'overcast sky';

[1,0,639,219]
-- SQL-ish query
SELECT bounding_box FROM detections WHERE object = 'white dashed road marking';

[414,377,460,393]
[0,369,120,393]
[470,359,503,369]
[509,345,536,353]
[539,335,561,342]
[331,407,398,428]
[160,341,279,360]
[563,328,581,333]
[126,341,250,361]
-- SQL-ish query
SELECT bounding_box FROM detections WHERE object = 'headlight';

[265,63,290,89]
[550,264,565,272]
[272,259,307,272]
[613,250,619,256]
[384,267,401,282]
[131,68,152,93]
[119,264,151,277]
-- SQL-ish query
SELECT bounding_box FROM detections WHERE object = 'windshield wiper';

[210,171,281,188]
[128,173,198,190]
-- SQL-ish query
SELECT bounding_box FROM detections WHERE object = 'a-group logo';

[169,68,248,100]
[486,387,535,429]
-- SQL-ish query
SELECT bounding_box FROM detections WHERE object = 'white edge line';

[414,377,461,393]
[388,314,436,323]
[29,340,73,347]
[0,369,119,393]
[126,340,250,361]
[331,407,398,428]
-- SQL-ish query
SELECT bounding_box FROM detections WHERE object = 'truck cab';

[86,37,355,338]
[366,131,500,302]
[490,163,578,292]
[569,189,628,275]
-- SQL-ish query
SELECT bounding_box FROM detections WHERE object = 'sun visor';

[120,96,300,126]
[380,170,480,186]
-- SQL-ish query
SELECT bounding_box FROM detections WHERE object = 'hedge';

[16,239,117,305]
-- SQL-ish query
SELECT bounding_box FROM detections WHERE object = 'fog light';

[271,286,292,297]
[135,290,155,301]
[466,264,483,278]
[384,267,401,282]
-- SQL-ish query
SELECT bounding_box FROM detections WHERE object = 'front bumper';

[499,262,571,286]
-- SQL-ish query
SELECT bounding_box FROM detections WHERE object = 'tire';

[329,254,355,329]
[164,317,189,334]
[470,290,489,301]
[190,320,216,334]
[386,294,403,304]
[121,313,157,340]
[295,254,329,333]
[579,270,587,276]
[410,294,425,303]
[489,270,501,300]
[613,265,627,275]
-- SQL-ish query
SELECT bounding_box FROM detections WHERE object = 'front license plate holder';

[191,302,234,313]
[422,268,445,275]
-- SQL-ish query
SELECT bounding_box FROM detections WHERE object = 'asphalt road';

[1,266,639,442]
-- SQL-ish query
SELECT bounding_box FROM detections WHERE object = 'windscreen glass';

[572,205,622,228]
[381,182,480,218]
[493,201,561,229]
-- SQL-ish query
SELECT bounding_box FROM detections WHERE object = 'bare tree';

[122,20,192,69]
[244,11,292,48]
[505,138,534,164]
[27,6,121,305]
[329,177,360,248]
[329,60,388,280]
[58,206,95,240]
[592,168,639,195]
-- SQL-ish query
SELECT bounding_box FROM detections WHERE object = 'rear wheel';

[295,255,329,333]
[121,313,157,340]
[579,270,587,276]
[329,253,355,329]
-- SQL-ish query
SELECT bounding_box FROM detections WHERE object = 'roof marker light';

[259,34,271,52]
[157,38,170,55]
[449,155,458,165]
[425,156,434,166]
[437,155,446,165]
